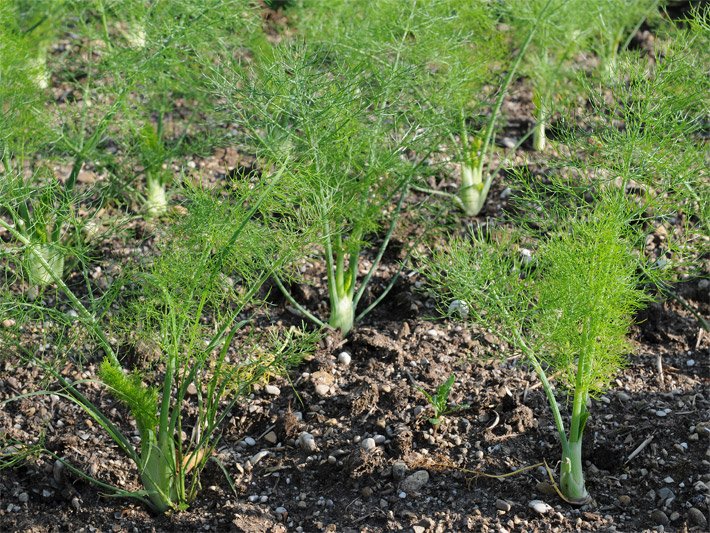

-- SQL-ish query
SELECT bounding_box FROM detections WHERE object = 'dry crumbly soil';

[0,261,708,533]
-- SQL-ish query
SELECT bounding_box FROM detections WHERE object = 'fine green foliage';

[90,0,263,217]
[421,193,650,502]
[503,0,589,152]
[2,172,315,513]
[563,9,709,269]
[417,373,469,427]
[217,43,422,334]
[295,0,509,216]
[587,0,660,78]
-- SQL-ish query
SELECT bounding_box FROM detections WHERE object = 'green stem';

[560,438,589,503]
[272,275,329,329]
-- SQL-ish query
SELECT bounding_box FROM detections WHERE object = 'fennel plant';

[421,194,650,503]
[91,0,263,217]
[2,171,313,513]
[218,44,423,335]
[294,0,510,217]
[504,0,589,152]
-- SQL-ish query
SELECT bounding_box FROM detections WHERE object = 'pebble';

[528,500,552,515]
[298,432,317,453]
[447,299,469,318]
[687,507,707,528]
[650,509,670,526]
[249,450,269,466]
[18,493,28,503]
[663,476,674,483]
[618,495,631,506]
[496,499,511,512]
[187,382,198,395]
[655,410,668,417]
[264,431,278,445]
[392,461,408,480]
[361,487,373,498]
[274,506,287,519]
[360,438,376,452]
[373,434,386,444]
[315,384,330,397]
[657,487,675,501]
[399,470,429,494]
[243,436,256,447]
[265,384,281,396]
[413,526,425,533]
[337,352,351,366]
[2,319,16,328]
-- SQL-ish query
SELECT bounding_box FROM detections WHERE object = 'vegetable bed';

[1,1,708,532]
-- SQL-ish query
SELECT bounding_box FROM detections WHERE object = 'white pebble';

[361,438,376,452]
[265,384,281,396]
[447,300,469,318]
[337,352,352,366]
[298,432,317,453]
[529,500,552,515]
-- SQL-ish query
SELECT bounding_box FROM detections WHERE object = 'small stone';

[2,319,16,328]
[496,499,511,512]
[694,480,709,493]
[53,459,64,483]
[264,431,278,445]
[528,500,552,515]
[337,352,351,366]
[187,382,198,395]
[617,391,631,401]
[373,434,386,444]
[18,493,28,503]
[687,359,696,367]
[657,487,675,501]
[448,299,469,318]
[663,476,674,483]
[413,526,425,533]
[298,432,317,453]
[360,438,376,452]
[248,495,259,502]
[618,495,631,506]
[274,506,287,520]
[669,511,679,521]
[687,507,707,528]
[655,410,667,417]
[361,486,373,498]
[265,384,281,396]
[244,436,256,447]
[249,450,269,466]
[315,384,330,397]
[392,461,408,480]
[519,248,533,265]
[651,509,670,526]
[399,470,429,494]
